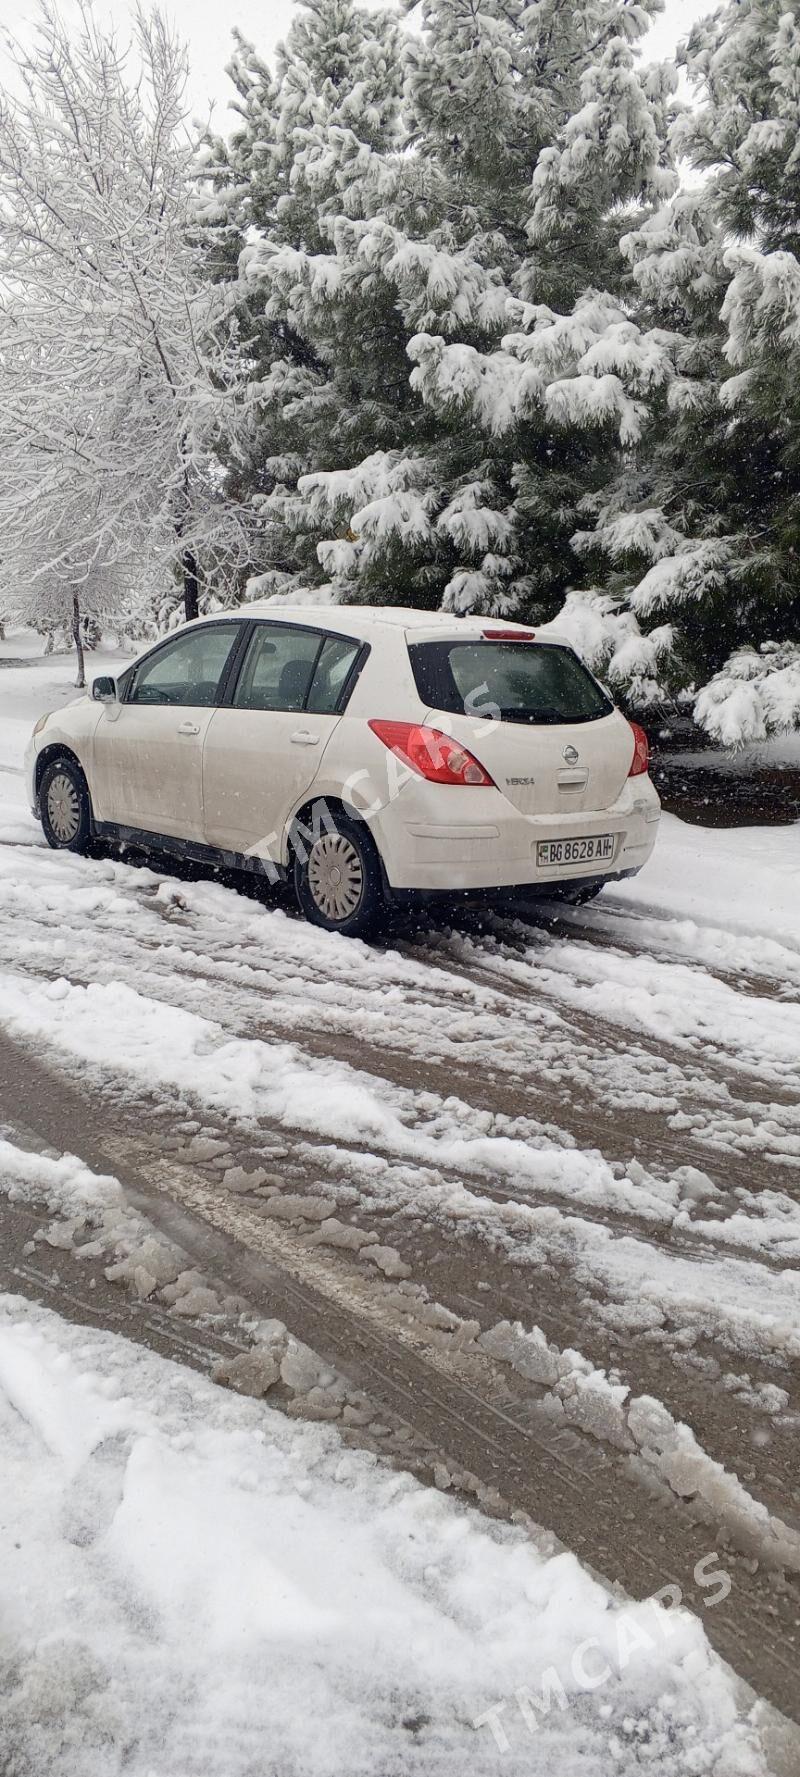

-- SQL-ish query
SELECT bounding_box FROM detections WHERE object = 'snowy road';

[1,640,800,1770]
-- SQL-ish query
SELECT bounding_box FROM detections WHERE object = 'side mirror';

[92,676,117,703]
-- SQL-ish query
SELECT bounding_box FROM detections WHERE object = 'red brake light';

[628,721,649,777]
[482,629,536,640]
[368,720,495,786]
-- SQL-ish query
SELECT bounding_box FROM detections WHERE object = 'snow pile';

[0,1137,239,1319]
[627,1396,800,1573]
[0,1294,769,1777]
[213,1326,356,1423]
[0,1138,385,1428]
[479,1318,800,1570]
[0,1139,124,1227]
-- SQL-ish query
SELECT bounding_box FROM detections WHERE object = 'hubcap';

[307,833,364,923]
[46,772,81,843]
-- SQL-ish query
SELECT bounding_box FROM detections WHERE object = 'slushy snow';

[0,1294,768,1777]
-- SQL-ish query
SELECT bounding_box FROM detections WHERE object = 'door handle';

[290,729,320,746]
[177,721,201,736]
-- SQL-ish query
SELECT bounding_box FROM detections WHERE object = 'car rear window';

[407,639,613,726]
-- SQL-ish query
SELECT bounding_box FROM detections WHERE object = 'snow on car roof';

[229,601,567,643]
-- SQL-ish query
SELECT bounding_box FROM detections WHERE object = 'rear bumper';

[387,868,640,913]
[368,776,660,892]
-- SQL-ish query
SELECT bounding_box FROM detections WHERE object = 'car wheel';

[292,810,384,938]
[39,756,93,854]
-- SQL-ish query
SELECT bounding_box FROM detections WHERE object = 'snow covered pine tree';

[215,0,676,625]
[205,0,405,603]
[566,0,800,742]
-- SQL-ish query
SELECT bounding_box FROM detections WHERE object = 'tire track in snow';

[1,1049,798,1727]
[1,1023,798,1527]
[1,853,799,1197]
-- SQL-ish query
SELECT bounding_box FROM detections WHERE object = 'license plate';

[537,834,615,868]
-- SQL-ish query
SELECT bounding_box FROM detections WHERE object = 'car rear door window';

[233,625,324,712]
[408,640,613,725]
[306,636,362,713]
[127,624,241,707]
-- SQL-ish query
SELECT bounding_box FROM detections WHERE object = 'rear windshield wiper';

[494,707,572,724]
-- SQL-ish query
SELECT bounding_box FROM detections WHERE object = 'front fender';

[28,706,103,808]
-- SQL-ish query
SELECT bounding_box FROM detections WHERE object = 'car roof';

[203,602,567,646]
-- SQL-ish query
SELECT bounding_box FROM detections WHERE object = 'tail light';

[368,720,495,786]
[628,721,649,777]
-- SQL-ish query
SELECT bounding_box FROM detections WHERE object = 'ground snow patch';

[610,813,800,955]
[0,1295,768,1777]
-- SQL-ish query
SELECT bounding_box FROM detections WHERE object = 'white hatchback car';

[27,603,660,936]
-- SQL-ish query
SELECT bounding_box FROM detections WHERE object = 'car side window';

[232,625,323,712]
[306,637,362,714]
[128,624,241,708]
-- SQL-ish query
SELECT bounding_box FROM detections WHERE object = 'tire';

[292,808,385,938]
[39,755,93,854]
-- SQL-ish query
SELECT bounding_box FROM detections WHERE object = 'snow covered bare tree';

[0,2,252,682]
